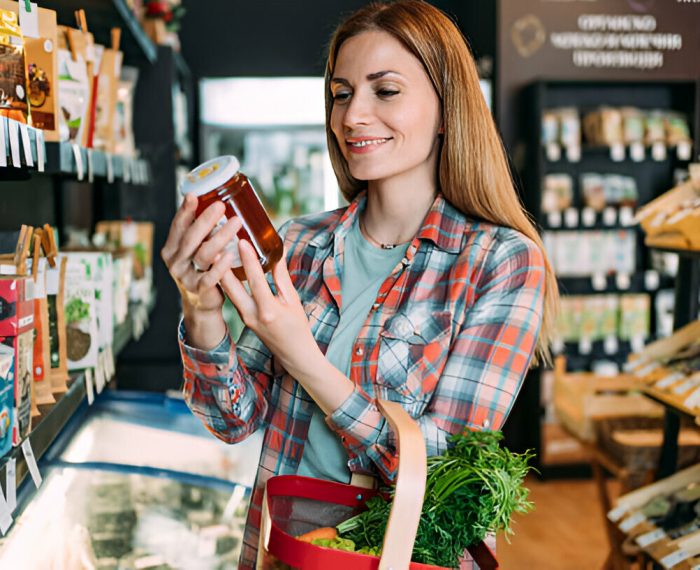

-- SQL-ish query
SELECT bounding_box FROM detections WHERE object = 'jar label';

[211,216,243,269]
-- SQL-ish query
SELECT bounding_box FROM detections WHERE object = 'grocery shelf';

[557,272,674,296]
[0,297,155,504]
[648,246,700,259]
[642,385,698,423]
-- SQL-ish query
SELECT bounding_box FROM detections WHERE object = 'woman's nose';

[342,91,372,129]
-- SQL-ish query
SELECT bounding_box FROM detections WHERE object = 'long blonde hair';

[324,0,558,364]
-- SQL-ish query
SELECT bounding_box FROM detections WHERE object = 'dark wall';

[180,0,495,78]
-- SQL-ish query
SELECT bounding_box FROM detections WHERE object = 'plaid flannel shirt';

[179,191,545,568]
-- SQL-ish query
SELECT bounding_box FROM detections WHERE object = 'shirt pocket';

[376,308,452,404]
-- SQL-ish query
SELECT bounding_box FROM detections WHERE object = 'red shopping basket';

[257,400,499,570]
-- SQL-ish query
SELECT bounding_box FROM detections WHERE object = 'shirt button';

[372,303,380,310]
[482,418,491,429]
[355,346,364,356]
[216,364,226,372]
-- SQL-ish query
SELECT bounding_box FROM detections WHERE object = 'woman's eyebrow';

[331,70,402,86]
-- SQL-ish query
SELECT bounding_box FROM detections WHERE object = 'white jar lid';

[180,155,241,197]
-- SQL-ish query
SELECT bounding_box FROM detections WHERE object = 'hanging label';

[683,387,700,409]
[86,148,94,183]
[565,145,581,163]
[21,439,42,488]
[552,338,565,355]
[19,1,39,38]
[652,142,667,161]
[610,143,625,162]
[677,141,692,161]
[619,511,646,532]
[95,353,105,394]
[657,372,686,390]
[630,142,645,162]
[0,116,7,167]
[106,153,114,183]
[123,158,132,183]
[615,273,631,291]
[545,142,561,162]
[72,144,84,181]
[644,270,660,291]
[36,129,45,172]
[105,345,115,379]
[608,505,629,522]
[85,368,95,405]
[0,489,12,536]
[619,207,635,227]
[603,207,617,226]
[660,549,690,569]
[8,119,21,167]
[592,272,608,291]
[582,207,596,227]
[631,335,646,354]
[635,527,666,547]
[579,337,592,355]
[18,123,33,167]
[5,457,16,512]
[673,377,700,396]
[564,208,579,228]
[634,361,660,378]
[547,211,562,228]
[604,336,619,355]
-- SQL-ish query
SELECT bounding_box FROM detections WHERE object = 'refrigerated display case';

[0,392,262,569]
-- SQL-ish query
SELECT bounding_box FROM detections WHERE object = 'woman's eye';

[377,89,399,98]
[332,91,352,102]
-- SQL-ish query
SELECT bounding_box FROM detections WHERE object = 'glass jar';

[180,156,283,281]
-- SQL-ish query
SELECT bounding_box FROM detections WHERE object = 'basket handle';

[376,399,427,570]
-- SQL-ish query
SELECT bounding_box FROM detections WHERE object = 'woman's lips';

[346,137,392,154]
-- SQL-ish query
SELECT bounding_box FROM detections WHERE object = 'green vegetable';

[310,537,356,552]
[336,430,534,568]
[65,297,90,324]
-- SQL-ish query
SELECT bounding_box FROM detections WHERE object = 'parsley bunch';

[336,431,534,568]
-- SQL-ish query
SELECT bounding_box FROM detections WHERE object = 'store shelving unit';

[513,79,700,475]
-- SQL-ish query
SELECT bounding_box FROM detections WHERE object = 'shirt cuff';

[325,385,384,447]
[178,318,236,385]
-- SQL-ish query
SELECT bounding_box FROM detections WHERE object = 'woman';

[162,1,558,567]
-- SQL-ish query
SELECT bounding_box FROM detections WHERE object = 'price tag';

[564,208,579,228]
[592,272,608,291]
[645,270,660,291]
[566,145,581,163]
[8,119,21,167]
[18,1,39,39]
[5,457,16,512]
[123,158,132,183]
[18,123,33,167]
[72,144,84,181]
[677,141,692,161]
[85,368,95,405]
[106,345,115,379]
[21,439,42,488]
[106,153,114,183]
[603,207,617,226]
[86,148,94,183]
[673,377,699,395]
[0,488,12,536]
[579,337,593,355]
[660,549,690,569]
[0,116,7,167]
[634,361,660,378]
[619,207,635,227]
[608,505,629,522]
[657,372,686,389]
[604,336,619,355]
[631,335,646,354]
[94,354,105,394]
[683,387,700,409]
[652,142,667,161]
[552,338,565,355]
[546,142,561,162]
[582,207,596,227]
[547,211,562,228]
[36,129,45,172]
[636,527,666,547]
[616,273,631,291]
[619,511,646,532]
[610,143,625,162]
[630,142,645,162]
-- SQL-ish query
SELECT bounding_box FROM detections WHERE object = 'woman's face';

[330,30,442,185]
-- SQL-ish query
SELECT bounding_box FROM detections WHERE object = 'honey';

[180,156,283,281]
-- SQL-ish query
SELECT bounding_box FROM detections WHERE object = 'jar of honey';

[180,156,283,281]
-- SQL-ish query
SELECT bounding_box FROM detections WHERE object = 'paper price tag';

[5,457,16,512]
[619,207,635,227]
[19,1,39,38]
[564,208,579,228]
[631,335,646,354]
[661,549,690,569]
[8,119,21,167]
[72,144,84,181]
[547,211,562,228]
[566,145,581,163]
[123,158,132,183]
[85,368,95,405]
[619,511,646,532]
[634,361,660,378]
[579,337,592,355]
[636,528,666,547]
[582,207,596,227]
[18,123,33,167]
[0,489,12,536]
[608,505,629,522]
[677,141,692,161]
[87,148,94,183]
[673,377,700,395]
[683,387,700,409]
[645,270,660,291]
[652,142,667,161]
[610,143,625,162]
[0,116,7,167]
[552,338,565,355]
[21,439,42,489]
[94,354,105,394]
[592,272,608,291]
[603,207,617,226]
[604,336,619,355]
[545,142,561,162]
[630,142,645,162]
[36,129,45,172]
[657,372,686,389]
[106,345,115,379]
[623,357,648,373]
[106,153,114,183]
[616,273,631,291]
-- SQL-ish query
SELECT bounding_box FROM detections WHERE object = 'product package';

[0,8,29,123]
[31,257,55,407]
[93,32,123,152]
[583,107,623,147]
[0,343,14,458]
[619,294,651,342]
[621,107,645,145]
[56,26,89,143]
[61,253,99,371]
[542,174,574,214]
[47,256,69,394]
[581,173,606,212]
[0,276,35,446]
[111,250,132,326]
[113,66,139,157]
[0,1,59,139]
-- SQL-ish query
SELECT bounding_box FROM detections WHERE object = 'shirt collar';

[308,190,466,254]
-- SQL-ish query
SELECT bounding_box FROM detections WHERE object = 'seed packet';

[61,253,99,371]
[57,26,89,143]
[47,256,69,394]
[0,343,14,458]
[0,9,29,124]
[93,46,123,152]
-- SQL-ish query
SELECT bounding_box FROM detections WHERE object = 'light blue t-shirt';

[296,217,410,482]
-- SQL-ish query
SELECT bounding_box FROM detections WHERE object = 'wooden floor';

[498,476,618,570]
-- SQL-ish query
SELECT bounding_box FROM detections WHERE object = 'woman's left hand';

[220,239,323,379]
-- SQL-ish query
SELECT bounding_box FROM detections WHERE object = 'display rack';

[514,79,699,474]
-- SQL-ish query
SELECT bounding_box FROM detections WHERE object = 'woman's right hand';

[161,193,242,348]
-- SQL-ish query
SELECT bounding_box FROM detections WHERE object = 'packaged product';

[581,173,606,212]
[621,107,645,145]
[587,230,606,275]
[558,107,581,148]
[0,276,35,445]
[664,112,692,147]
[580,297,602,341]
[93,34,123,152]
[0,8,29,124]
[619,294,651,341]
[113,66,139,157]
[61,253,99,371]
[600,295,620,340]
[30,257,55,406]
[541,110,559,146]
[0,1,58,139]
[583,107,623,146]
[65,23,97,147]
[610,230,637,275]
[111,250,132,326]
[645,111,666,145]
[47,256,69,394]
[0,344,14,458]
[542,174,573,214]
[56,26,89,143]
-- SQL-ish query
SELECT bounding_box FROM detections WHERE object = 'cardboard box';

[0,344,14,458]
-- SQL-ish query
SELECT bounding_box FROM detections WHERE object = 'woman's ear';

[438,124,445,135]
